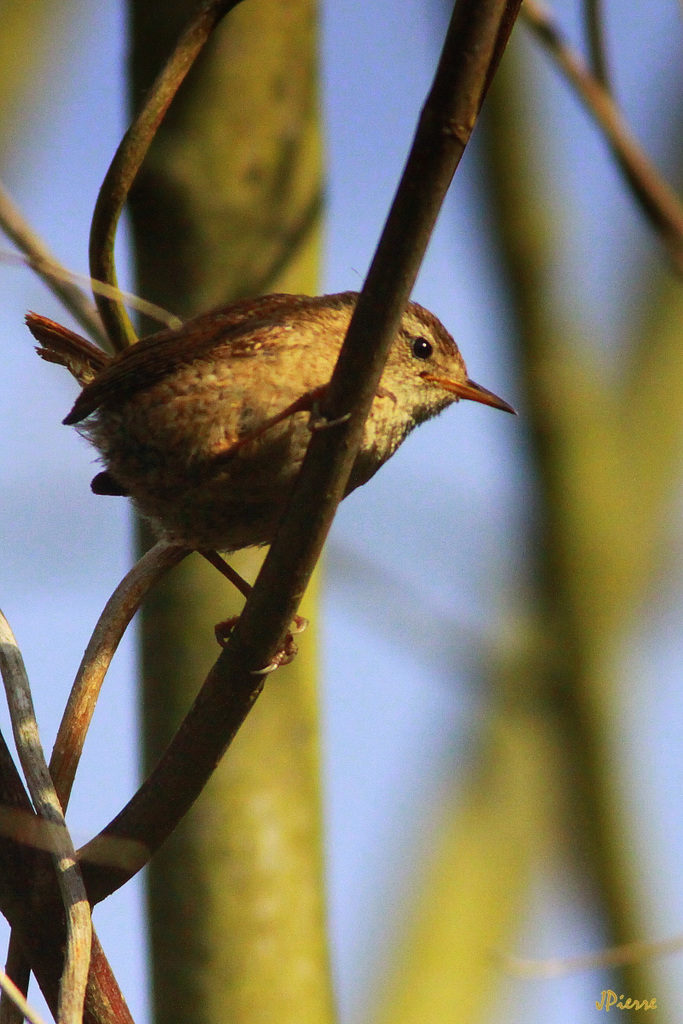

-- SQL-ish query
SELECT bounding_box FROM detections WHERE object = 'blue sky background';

[2,2,683,1022]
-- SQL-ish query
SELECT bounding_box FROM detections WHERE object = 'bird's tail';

[25,312,110,386]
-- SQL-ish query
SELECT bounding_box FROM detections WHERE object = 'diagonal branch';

[583,0,610,88]
[0,967,49,1024]
[0,186,179,350]
[77,0,524,905]
[0,182,107,347]
[523,0,683,277]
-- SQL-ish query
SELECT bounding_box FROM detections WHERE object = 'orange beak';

[421,373,516,414]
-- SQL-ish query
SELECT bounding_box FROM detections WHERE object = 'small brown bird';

[27,291,514,553]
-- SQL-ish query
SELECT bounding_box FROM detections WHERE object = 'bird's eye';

[411,336,433,360]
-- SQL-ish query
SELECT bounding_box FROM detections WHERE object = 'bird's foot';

[214,615,307,673]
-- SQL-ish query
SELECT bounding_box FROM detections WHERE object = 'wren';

[27,291,514,552]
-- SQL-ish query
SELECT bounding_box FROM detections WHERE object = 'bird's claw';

[250,633,299,674]
[214,616,304,673]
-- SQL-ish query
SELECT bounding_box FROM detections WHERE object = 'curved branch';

[89,0,245,350]
[49,542,189,809]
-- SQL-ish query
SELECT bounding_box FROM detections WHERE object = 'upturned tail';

[26,312,110,385]
[26,312,128,496]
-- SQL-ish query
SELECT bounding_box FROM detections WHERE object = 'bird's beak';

[421,373,516,414]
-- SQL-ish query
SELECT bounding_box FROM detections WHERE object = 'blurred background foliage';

[1,2,683,1024]
[0,2,78,166]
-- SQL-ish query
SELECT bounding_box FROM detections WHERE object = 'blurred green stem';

[481,38,676,1014]
[126,2,330,1023]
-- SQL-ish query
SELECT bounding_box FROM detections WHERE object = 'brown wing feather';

[63,294,318,425]
[61,291,359,425]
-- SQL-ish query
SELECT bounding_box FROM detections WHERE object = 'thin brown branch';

[0,612,91,1024]
[50,542,189,808]
[583,0,610,88]
[0,182,107,347]
[89,0,245,350]
[77,0,523,905]
[523,0,683,277]
[84,937,135,1024]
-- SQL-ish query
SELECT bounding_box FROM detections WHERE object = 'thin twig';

[89,0,245,350]
[0,250,181,333]
[523,0,683,277]
[77,0,523,906]
[583,0,610,88]
[0,612,91,1024]
[0,182,107,347]
[0,967,49,1024]
[502,931,683,977]
[50,542,190,808]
